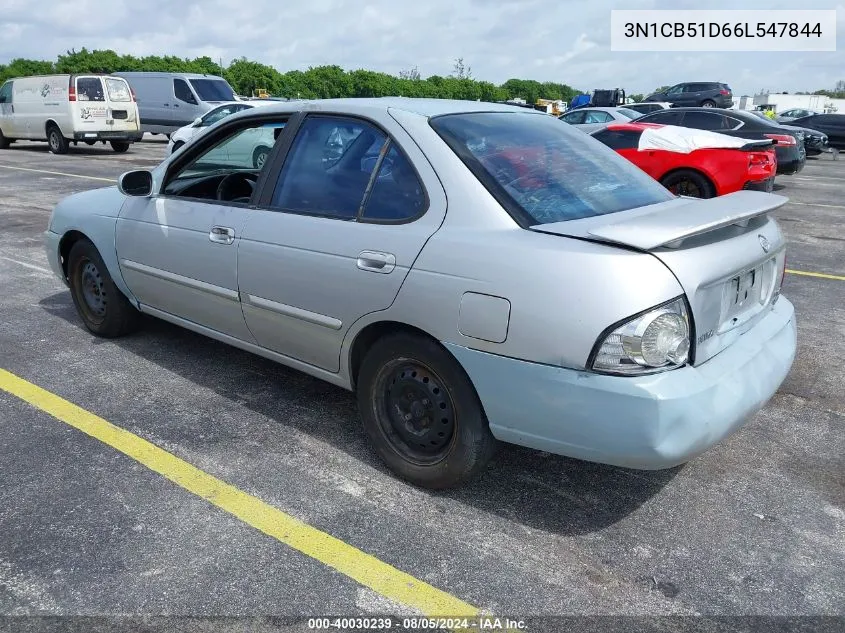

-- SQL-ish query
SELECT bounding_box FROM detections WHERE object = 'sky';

[1,0,843,97]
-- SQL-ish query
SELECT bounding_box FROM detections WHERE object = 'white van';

[113,72,238,136]
[0,74,142,154]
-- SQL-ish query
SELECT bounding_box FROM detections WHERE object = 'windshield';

[188,79,235,102]
[430,112,674,224]
[616,108,640,119]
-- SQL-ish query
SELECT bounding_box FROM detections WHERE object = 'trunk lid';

[531,190,789,365]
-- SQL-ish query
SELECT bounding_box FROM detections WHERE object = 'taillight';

[720,89,730,95]
[130,86,137,102]
[764,133,796,146]
[68,78,76,102]
[748,152,771,167]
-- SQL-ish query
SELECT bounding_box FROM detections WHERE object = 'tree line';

[0,48,583,105]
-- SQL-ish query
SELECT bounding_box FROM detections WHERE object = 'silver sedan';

[44,98,797,489]
[558,106,642,133]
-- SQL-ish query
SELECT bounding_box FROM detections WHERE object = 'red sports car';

[590,123,777,198]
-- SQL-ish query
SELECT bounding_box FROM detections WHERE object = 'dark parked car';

[632,107,806,175]
[787,113,845,149]
[625,102,670,115]
[644,82,733,109]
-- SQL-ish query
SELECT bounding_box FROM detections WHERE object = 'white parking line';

[0,256,53,275]
[787,201,845,210]
[0,164,114,183]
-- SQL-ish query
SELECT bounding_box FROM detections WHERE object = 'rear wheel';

[701,99,716,108]
[67,239,140,337]
[661,169,716,199]
[111,141,130,153]
[253,145,271,169]
[356,333,498,489]
[47,125,69,154]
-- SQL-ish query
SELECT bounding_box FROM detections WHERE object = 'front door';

[237,113,446,373]
[115,115,288,340]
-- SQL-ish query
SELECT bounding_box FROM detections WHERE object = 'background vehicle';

[0,74,141,153]
[625,102,671,115]
[776,108,820,123]
[787,113,845,149]
[558,106,641,133]
[44,98,795,489]
[167,100,275,155]
[644,82,733,108]
[749,111,830,157]
[114,72,237,136]
[633,107,806,174]
[591,123,776,198]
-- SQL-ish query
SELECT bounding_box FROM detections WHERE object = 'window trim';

[254,112,430,226]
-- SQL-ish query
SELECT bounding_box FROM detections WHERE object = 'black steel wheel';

[67,239,140,337]
[357,332,497,489]
[661,169,716,199]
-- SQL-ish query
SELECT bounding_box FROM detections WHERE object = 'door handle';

[209,226,235,245]
[357,251,396,274]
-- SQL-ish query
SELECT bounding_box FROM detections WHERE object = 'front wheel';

[67,239,140,337]
[111,141,130,153]
[661,169,716,198]
[357,333,498,489]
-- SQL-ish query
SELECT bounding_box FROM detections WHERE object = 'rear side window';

[0,81,12,104]
[682,112,726,130]
[76,77,105,102]
[174,79,197,105]
[360,144,426,222]
[430,112,674,225]
[639,110,684,125]
[104,78,131,102]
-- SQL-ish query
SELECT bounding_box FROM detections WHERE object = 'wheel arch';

[659,166,719,197]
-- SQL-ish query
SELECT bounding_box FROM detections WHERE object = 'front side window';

[104,78,131,102]
[430,112,675,225]
[666,85,683,95]
[640,110,684,125]
[0,81,11,104]
[76,77,105,102]
[591,129,642,150]
[174,79,197,105]
[681,112,724,130]
[163,119,287,201]
[584,111,612,124]
[189,79,235,102]
[270,116,389,219]
[615,108,641,119]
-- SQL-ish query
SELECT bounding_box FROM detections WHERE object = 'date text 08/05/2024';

[623,22,823,39]
[307,617,528,630]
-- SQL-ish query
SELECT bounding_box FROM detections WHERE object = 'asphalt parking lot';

[0,137,843,629]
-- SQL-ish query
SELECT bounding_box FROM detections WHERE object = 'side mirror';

[118,170,153,197]
[192,117,203,127]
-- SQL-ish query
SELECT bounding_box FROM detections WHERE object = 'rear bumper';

[775,147,805,174]
[743,177,775,193]
[445,297,796,470]
[72,131,142,142]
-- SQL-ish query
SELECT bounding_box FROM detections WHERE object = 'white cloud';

[0,0,842,96]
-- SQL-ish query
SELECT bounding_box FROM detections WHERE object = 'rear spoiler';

[587,191,788,250]
[531,191,789,251]
[738,139,776,150]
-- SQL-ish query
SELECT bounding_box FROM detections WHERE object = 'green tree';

[630,93,644,102]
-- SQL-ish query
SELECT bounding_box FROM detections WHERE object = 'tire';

[0,128,10,149]
[67,239,140,338]
[661,169,716,199]
[171,140,185,154]
[253,145,271,169]
[47,125,69,154]
[111,141,130,153]
[356,333,498,489]
[700,99,716,108]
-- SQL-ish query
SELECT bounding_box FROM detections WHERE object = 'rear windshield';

[76,77,105,102]
[616,108,641,119]
[104,77,131,102]
[189,79,235,102]
[430,112,674,224]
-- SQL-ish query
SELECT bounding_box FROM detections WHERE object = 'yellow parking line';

[0,368,479,618]
[786,269,845,281]
[0,164,114,183]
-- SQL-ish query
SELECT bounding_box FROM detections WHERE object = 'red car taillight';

[748,152,772,167]
[68,78,76,102]
[764,133,796,146]
[720,89,730,95]
[130,86,137,102]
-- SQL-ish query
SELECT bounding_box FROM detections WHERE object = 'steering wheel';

[216,172,258,203]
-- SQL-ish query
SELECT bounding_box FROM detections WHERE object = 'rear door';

[173,78,202,127]
[102,76,139,135]
[0,81,12,136]
[237,112,447,373]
